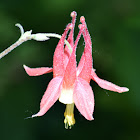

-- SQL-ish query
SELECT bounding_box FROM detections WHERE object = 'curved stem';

[15,23,24,35]
[0,24,72,60]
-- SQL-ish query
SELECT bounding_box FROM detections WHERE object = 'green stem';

[44,33,72,53]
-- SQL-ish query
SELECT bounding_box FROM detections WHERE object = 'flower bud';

[32,33,50,41]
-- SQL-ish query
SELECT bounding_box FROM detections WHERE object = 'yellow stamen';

[64,103,75,129]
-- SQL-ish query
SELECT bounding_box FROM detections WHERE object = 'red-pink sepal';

[91,69,129,93]
[73,77,94,120]
[32,76,63,117]
[53,24,72,78]
[23,65,53,76]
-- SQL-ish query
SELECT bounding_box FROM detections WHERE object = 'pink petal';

[91,69,129,93]
[23,65,53,76]
[68,11,77,46]
[53,24,72,78]
[32,76,63,117]
[63,48,76,88]
[75,24,86,76]
[77,17,92,77]
[63,24,85,89]
[80,16,92,46]
[78,16,93,83]
[73,77,94,120]
[64,11,77,67]
[78,28,92,83]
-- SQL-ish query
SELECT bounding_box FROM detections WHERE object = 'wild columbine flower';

[23,11,129,129]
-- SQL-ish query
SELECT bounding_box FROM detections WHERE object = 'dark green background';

[0,0,139,140]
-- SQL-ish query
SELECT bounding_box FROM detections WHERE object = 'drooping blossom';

[24,11,129,129]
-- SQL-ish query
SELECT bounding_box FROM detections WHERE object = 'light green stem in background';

[43,33,72,53]
[0,24,72,59]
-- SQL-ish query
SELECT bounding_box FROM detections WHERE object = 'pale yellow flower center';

[64,103,75,129]
[59,88,74,104]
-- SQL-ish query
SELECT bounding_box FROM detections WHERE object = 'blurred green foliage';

[0,0,139,140]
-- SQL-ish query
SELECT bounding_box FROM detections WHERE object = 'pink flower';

[24,11,129,129]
